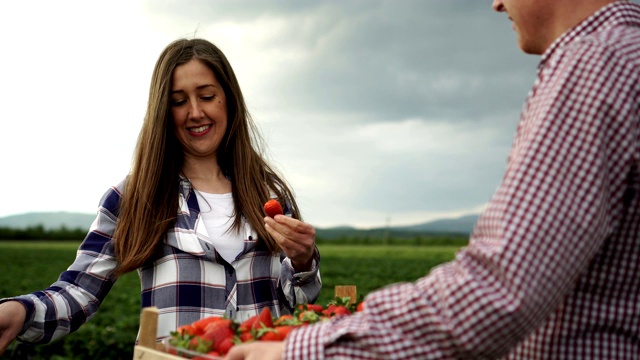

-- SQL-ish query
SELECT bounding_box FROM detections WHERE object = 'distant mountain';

[0,212,95,230]
[315,214,479,240]
[0,211,480,236]
[397,214,479,234]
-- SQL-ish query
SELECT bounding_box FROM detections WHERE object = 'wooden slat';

[334,285,357,304]
[133,345,182,360]
[138,307,159,349]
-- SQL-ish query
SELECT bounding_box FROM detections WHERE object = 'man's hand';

[224,341,285,360]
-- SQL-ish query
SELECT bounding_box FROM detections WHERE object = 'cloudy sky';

[0,1,574,229]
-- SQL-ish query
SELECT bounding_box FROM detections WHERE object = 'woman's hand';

[265,215,316,271]
[0,301,27,355]
[224,341,284,360]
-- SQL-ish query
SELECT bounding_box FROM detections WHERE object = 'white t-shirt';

[194,191,245,263]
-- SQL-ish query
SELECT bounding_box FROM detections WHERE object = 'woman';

[0,38,321,351]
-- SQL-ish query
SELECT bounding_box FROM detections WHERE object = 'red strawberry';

[257,325,295,341]
[192,315,225,335]
[335,306,351,316]
[252,307,274,331]
[217,336,235,355]
[239,331,254,342]
[297,304,324,313]
[201,319,234,353]
[263,199,283,218]
[274,325,295,339]
[356,301,365,312]
[323,304,351,317]
[258,329,283,341]
[177,324,199,337]
[238,314,259,333]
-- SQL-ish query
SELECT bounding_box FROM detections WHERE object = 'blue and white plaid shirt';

[3,177,321,344]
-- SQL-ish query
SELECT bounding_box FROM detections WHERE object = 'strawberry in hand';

[263,199,283,218]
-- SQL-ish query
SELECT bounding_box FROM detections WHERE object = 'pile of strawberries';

[165,297,364,359]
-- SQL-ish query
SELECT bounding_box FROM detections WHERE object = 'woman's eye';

[171,99,186,106]
[201,95,215,101]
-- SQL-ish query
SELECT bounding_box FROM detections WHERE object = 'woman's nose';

[188,101,204,120]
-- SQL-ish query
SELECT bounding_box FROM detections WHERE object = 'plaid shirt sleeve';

[0,186,122,344]
[284,3,640,359]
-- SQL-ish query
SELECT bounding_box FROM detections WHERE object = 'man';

[226,0,640,358]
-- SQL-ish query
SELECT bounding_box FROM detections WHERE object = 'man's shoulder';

[566,22,640,70]
[583,3,640,57]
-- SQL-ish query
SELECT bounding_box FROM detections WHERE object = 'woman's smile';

[188,124,212,136]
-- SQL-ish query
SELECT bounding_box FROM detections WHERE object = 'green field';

[0,241,461,359]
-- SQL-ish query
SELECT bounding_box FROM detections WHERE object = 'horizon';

[0,210,480,231]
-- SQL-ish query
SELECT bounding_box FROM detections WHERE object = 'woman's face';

[170,58,228,162]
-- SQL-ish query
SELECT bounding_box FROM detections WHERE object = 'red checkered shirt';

[283,2,640,359]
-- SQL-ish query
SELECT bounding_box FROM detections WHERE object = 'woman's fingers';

[265,216,316,267]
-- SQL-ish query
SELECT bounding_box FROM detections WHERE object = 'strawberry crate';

[133,306,224,359]
[132,307,184,360]
[132,285,357,359]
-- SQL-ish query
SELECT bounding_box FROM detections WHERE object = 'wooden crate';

[132,307,183,360]
[132,286,357,359]
[133,345,181,360]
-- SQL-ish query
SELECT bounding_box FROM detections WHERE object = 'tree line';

[0,225,86,241]
[0,225,469,247]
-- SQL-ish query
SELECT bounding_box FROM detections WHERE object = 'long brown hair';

[113,38,300,276]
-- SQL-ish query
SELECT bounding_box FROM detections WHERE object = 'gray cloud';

[140,1,547,227]
[145,1,539,122]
